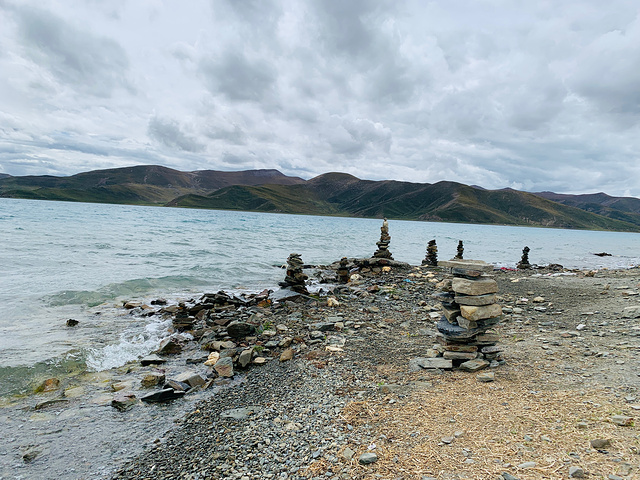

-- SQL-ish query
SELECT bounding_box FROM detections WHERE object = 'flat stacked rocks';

[517,246,531,269]
[434,259,503,370]
[453,240,464,260]
[373,218,393,259]
[422,239,438,266]
[279,253,309,294]
[336,257,350,283]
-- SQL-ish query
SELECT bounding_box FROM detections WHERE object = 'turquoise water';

[1,198,638,395]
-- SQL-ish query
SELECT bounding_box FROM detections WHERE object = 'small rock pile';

[336,257,350,283]
[518,246,531,269]
[426,259,503,372]
[422,239,438,266]
[279,253,309,294]
[453,240,464,260]
[373,218,393,259]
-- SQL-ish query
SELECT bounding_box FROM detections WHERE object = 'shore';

[3,262,640,480]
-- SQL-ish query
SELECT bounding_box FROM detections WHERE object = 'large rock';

[460,304,503,321]
[439,259,494,272]
[227,321,256,338]
[452,278,498,296]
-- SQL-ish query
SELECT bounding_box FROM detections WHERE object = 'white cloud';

[0,0,639,197]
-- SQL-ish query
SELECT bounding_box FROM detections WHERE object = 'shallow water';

[1,198,639,394]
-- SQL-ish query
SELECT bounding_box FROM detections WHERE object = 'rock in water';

[111,392,137,411]
[140,388,185,403]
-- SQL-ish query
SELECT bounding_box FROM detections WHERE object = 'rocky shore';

[3,259,640,480]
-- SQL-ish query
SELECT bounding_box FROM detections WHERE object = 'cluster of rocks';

[454,240,464,260]
[415,259,504,375]
[373,218,393,259]
[422,239,438,266]
[280,253,309,294]
[518,246,531,269]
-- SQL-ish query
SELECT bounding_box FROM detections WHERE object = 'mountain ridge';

[1,165,639,232]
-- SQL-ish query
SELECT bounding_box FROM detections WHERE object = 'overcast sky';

[1,1,639,197]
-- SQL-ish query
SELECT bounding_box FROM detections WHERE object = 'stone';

[622,306,640,318]
[238,348,253,368]
[456,316,478,330]
[501,474,520,480]
[140,354,166,366]
[590,438,611,449]
[410,357,453,370]
[204,351,220,366]
[423,239,438,266]
[455,293,497,306]
[372,218,393,259]
[358,452,378,465]
[443,351,477,360]
[155,336,185,355]
[342,447,356,461]
[477,371,495,382]
[280,348,294,362]
[442,304,461,321]
[517,462,536,469]
[444,344,478,352]
[35,378,60,393]
[140,388,185,403]
[66,318,79,327]
[141,372,166,388]
[460,304,503,321]
[22,446,42,463]
[518,246,531,269]
[610,415,633,426]
[452,278,498,296]
[279,253,309,294]
[111,392,137,411]
[173,372,206,388]
[163,380,190,392]
[221,406,262,420]
[214,357,235,377]
[569,466,585,478]
[439,259,494,272]
[227,321,255,338]
[459,359,489,372]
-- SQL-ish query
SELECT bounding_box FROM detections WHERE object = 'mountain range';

[1,165,639,232]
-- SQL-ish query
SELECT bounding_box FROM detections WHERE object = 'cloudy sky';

[1,0,639,197]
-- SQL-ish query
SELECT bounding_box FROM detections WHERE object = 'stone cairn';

[517,246,531,269]
[422,239,438,266]
[336,257,350,283]
[431,259,503,371]
[279,253,309,294]
[453,240,464,260]
[373,218,393,259]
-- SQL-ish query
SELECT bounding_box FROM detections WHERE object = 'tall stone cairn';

[373,218,393,259]
[336,257,350,283]
[517,246,531,269]
[453,240,464,260]
[432,259,503,370]
[422,239,438,266]
[280,253,309,294]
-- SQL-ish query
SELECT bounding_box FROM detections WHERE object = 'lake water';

[1,197,639,397]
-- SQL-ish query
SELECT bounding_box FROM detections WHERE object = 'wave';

[43,275,209,307]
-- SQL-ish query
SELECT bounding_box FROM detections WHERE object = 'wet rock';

[34,378,60,393]
[140,388,185,403]
[66,318,79,327]
[111,392,137,411]
[155,336,185,355]
[140,354,167,366]
[141,372,166,388]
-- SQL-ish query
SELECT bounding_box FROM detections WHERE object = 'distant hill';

[0,165,304,205]
[0,173,10,179]
[534,191,640,228]
[2,165,639,232]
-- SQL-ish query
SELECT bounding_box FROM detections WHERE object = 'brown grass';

[333,369,640,480]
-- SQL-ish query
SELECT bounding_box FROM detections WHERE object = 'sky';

[1,0,639,197]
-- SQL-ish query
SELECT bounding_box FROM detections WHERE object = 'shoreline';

[2,261,639,479]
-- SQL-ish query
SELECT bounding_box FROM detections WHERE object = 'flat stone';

[342,447,355,461]
[410,357,453,370]
[141,372,166,388]
[163,380,190,392]
[459,359,490,372]
[173,372,206,388]
[622,306,640,318]
[569,466,585,478]
[610,415,633,426]
[455,293,497,306]
[456,316,477,330]
[477,371,495,382]
[443,351,477,360]
[452,277,498,296]
[460,304,503,321]
[280,348,294,362]
[437,317,487,339]
[590,438,611,449]
[444,344,478,352]
[517,462,536,469]
[438,259,494,272]
[358,452,378,465]
[214,357,234,377]
[111,392,137,411]
[140,388,185,403]
[501,474,520,480]
[140,354,166,366]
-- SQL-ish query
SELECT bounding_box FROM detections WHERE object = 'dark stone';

[518,246,531,269]
[140,354,167,366]
[227,321,256,338]
[140,388,185,403]
[436,316,487,339]
[66,319,79,327]
[163,380,191,392]
[155,336,185,355]
[422,239,438,266]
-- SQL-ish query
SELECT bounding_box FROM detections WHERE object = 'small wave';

[86,318,172,371]
[43,275,209,307]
